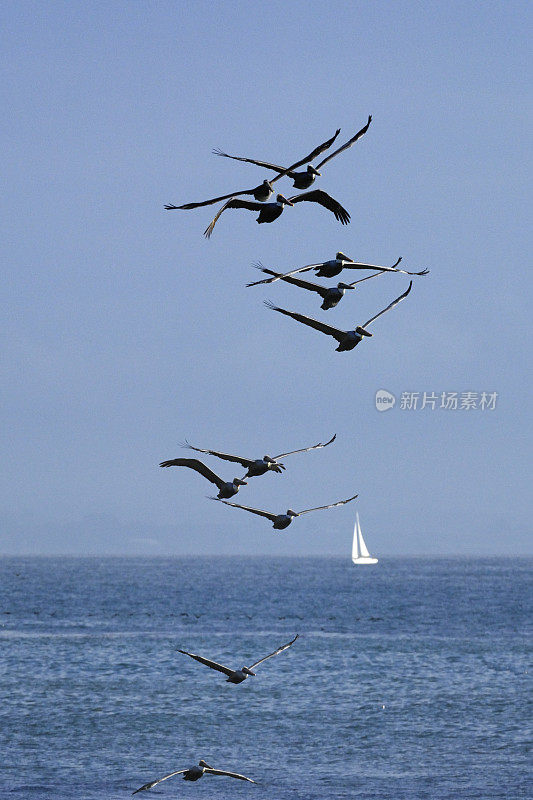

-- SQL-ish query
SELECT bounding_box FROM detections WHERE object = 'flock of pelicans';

[131,116,429,793]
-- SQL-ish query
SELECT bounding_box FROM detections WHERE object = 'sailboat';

[351,512,378,565]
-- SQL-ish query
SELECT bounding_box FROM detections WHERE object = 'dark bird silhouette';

[248,262,393,310]
[164,128,340,210]
[212,494,358,530]
[203,190,350,238]
[132,760,255,794]
[177,634,299,684]
[159,457,247,499]
[265,282,413,351]
[180,434,336,478]
[215,115,372,190]
[248,255,428,285]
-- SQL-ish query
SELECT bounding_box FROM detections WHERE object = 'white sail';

[357,513,371,558]
[351,512,378,565]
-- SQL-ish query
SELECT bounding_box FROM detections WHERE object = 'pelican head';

[198,760,213,769]
[307,165,321,176]
[336,251,353,261]
[286,509,298,517]
[264,180,274,190]
[263,455,274,463]
[242,666,256,676]
[276,194,294,207]
[337,282,353,290]
[233,478,248,486]
[355,326,373,337]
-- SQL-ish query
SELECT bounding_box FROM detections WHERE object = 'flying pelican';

[248,255,428,286]
[215,115,372,190]
[248,262,393,310]
[180,434,336,478]
[159,457,247,499]
[177,634,299,684]
[203,190,350,238]
[164,128,340,210]
[265,281,413,351]
[132,760,255,794]
[212,494,358,530]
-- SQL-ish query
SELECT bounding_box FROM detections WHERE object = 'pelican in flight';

[177,634,299,684]
[248,255,428,286]
[212,494,358,530]
[215,115,372,190]
[132,760,255,794]
[159,457,247,499]
[248,262,393,310]
[202,190,350,238]
[180,434,336,478]
[164,128,340,210]
[265,281,413,351]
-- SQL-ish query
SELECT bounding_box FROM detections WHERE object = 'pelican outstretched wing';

[246,260,330,286]
[289,190,350,224]
[181,440,254,469]
[212,498,278,522]
[204,768,256,783]
[298,494,359,515]
[265,300,346,342]
[315,115,372,170]
[248,634,299,670]
[203,197,264,238]
[362,281,413,328]
[177,649,234,676]
[132,769,187,794]
[343,257,429,276]
[247,264,329,295]
[213,128,341,180]
[159,457,226,491]
[164,183,272,211]
[275,434,336,460]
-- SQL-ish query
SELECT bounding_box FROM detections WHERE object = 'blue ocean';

[1,557,531,799]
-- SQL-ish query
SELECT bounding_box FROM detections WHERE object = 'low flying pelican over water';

[265,282,413,351]
[212,494,358,530]
[249,255,428,286]
[248,262,393,310]
[132,759,256,794]
[203,190,350,238]
[159,457,247,499]
[164,128,340,210]
[216,116,372,190]
[180,434,336,478]
[178,634,299,684]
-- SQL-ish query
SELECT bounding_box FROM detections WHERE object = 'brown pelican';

[248,255,428,286]
[177,634,298,684]
[132,760,255,794]
[164,128,340,210]
[215,115,372,190]
[248,262,392,310]
[203,190,350,238]
[159,457,247,499]
[212,494,358,530]
[265,281,413,351]
[180,434,336,478]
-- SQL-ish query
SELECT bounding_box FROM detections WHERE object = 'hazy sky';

[2,1,531,555]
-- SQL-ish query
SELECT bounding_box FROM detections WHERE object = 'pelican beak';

[243,667,256,676]
[356,326,373,337]
[235,478,248,486]
[278,194,294,207]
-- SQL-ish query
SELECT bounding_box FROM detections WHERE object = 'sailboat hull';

[352,557,378,565]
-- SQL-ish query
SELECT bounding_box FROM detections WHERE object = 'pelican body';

[256,194,294,223]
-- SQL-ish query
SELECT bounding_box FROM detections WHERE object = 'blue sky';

[2,0,531,555]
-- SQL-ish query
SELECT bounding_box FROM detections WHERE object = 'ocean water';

[0,556,531,799]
